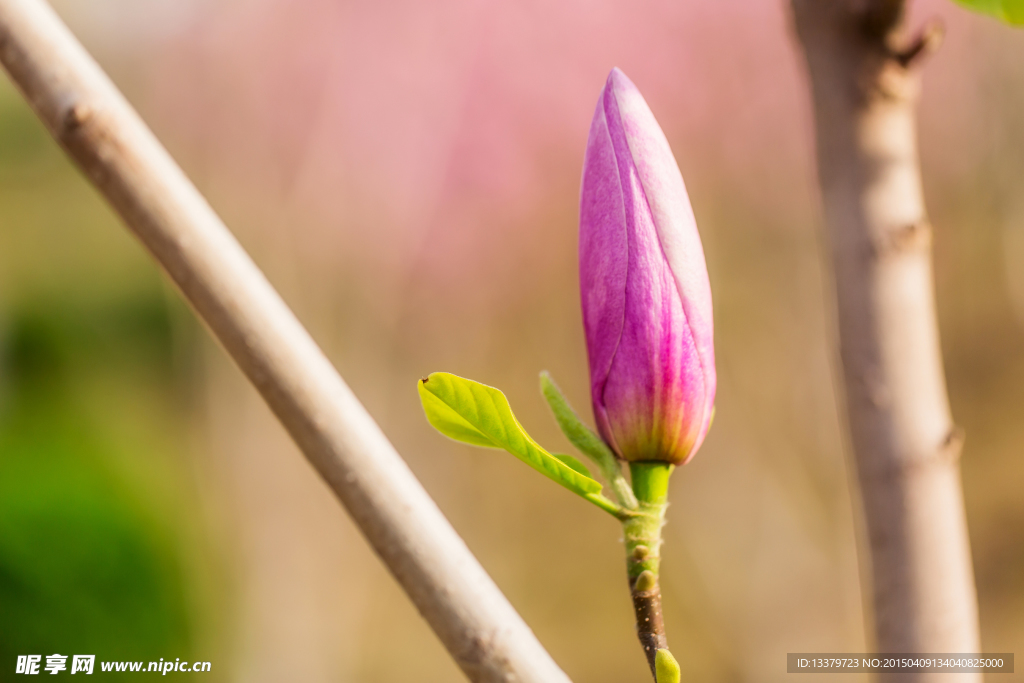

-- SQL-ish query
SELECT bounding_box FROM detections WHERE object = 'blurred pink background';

[3,0,1023,680]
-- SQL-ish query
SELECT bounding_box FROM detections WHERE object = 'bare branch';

[791,1,981,677]
[0,1,571,680]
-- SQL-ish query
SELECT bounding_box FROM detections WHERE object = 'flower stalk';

[624,463,672,675]
[540,378,681,681]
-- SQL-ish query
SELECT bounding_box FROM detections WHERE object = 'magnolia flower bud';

[580,68,715,465]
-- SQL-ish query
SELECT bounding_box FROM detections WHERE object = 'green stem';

[631,461,672,507]
[623,462,674,680]
[585,492,630,519]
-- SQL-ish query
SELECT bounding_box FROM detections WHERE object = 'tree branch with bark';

[790,2,981,678]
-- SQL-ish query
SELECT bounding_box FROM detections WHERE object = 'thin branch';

[791,0,981,676]
[0,1,571,681]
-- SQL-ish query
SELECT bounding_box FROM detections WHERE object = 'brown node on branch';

[861,425,967,483]
[62,101,91,132]
[894,19,945,68]
[868,220,934,260]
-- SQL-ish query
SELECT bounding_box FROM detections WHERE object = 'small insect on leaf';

[418,372,602,498]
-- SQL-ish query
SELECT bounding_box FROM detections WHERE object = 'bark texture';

[629,572,667,673]
[791,2,981,679]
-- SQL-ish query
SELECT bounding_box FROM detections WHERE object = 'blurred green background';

[0,0,1022,681]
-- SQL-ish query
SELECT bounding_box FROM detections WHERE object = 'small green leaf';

[417,380,497,448]
[418,372,601,498]
[655,649,681,683]
[953,0,1024,25]
[539,371,617,467]
[540,371,638,509]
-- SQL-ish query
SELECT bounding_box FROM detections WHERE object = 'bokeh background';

[1,0,1022,681]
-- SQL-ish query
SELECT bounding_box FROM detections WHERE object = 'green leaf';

[418,372,602,498]
[540,371,638,509]
[552,453,593,479]
[417,379,498,449]
[953,0,1024,25]
[539,371,617,469]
